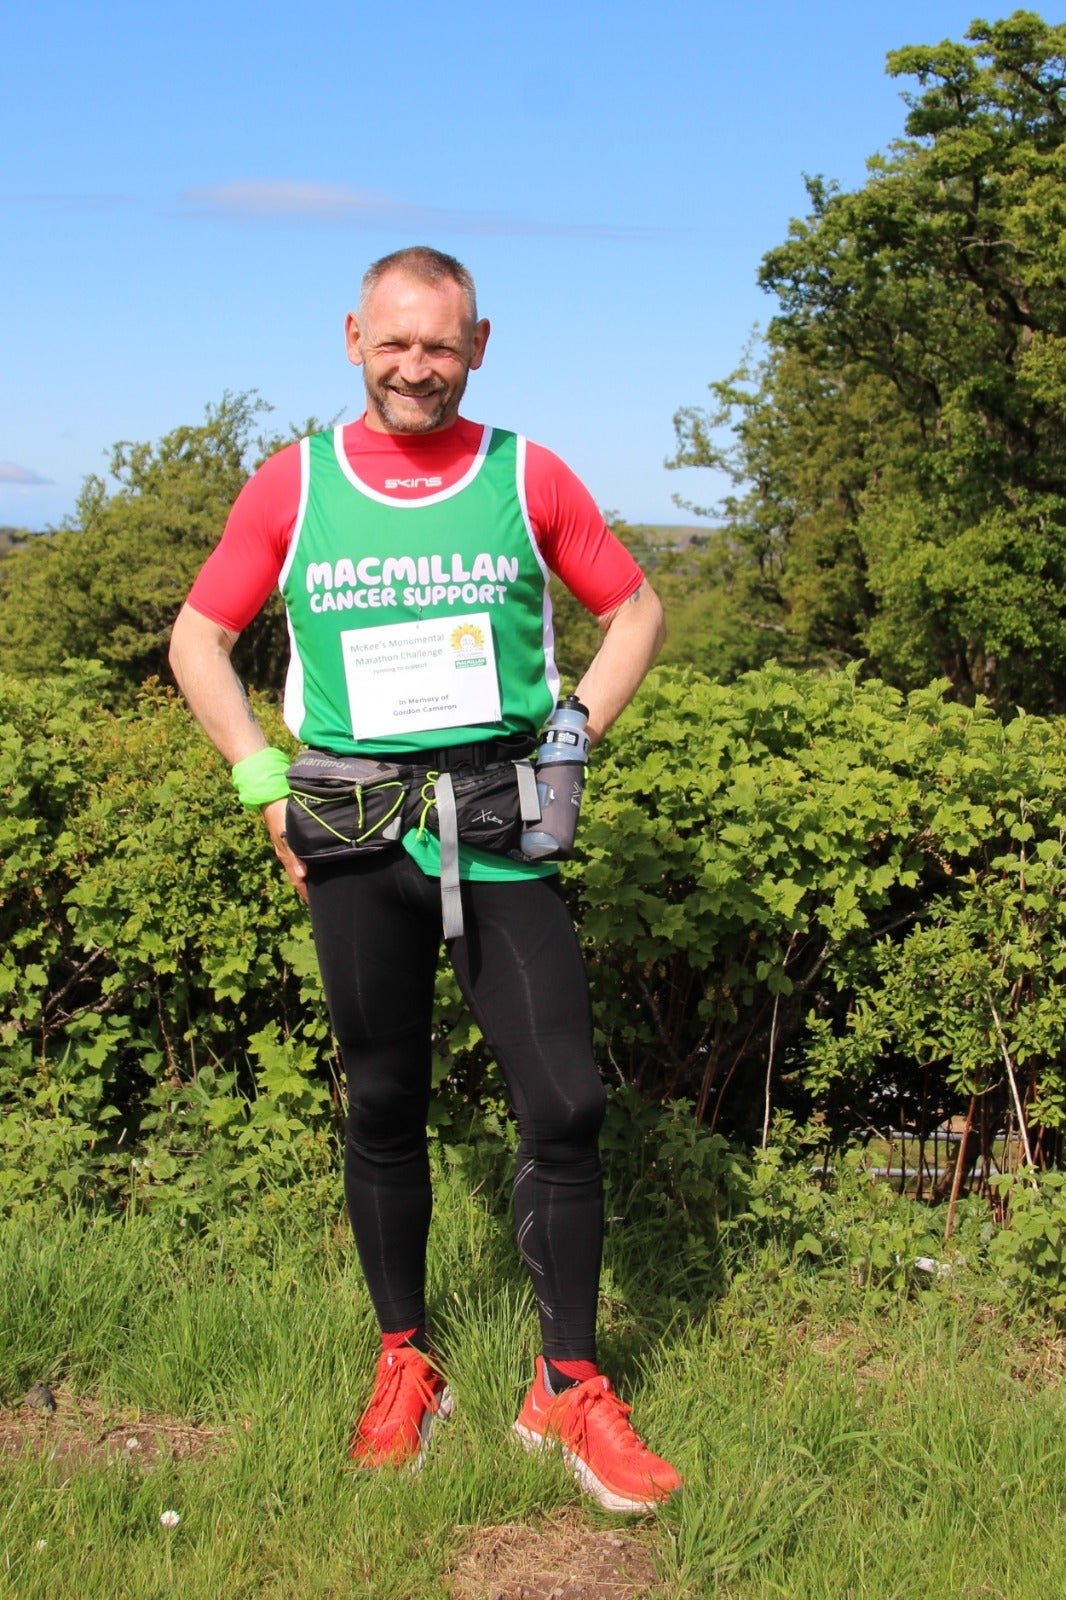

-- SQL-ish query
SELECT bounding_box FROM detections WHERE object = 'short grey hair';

[358,246,479,325]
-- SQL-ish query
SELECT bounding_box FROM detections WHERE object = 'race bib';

[340,612,501,739]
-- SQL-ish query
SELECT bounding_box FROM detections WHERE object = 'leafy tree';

[669,341,898,674]
[0,393,297,699]
[671,11,1066,711]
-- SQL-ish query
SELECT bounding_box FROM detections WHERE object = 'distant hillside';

[633,523,708,549]
[0,526,40,556]
[614,522,711,560]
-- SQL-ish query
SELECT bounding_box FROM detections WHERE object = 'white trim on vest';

[282,610,307,743]
[330,421,492,506]
[278,434,312,591]
[280,435,311,739]
[515,434,561,711]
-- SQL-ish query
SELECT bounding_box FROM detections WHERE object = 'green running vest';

[280,425,558,756]
[279,424,560,883]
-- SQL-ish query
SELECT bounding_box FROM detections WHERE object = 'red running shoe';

[349,1346,453,1469]
[514,1357,681,1513]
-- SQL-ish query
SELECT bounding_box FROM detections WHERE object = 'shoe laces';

[362,1348,437,1430]
[569,1378,648,1456]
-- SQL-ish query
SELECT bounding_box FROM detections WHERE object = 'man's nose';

[398,345,432,382]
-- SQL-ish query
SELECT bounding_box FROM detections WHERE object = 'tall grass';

[3,1158,1066,1598]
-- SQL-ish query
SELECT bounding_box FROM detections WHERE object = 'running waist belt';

[284,744,541,939]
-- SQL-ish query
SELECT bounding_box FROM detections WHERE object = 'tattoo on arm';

[238,682,258,724]
[627,585,645,605]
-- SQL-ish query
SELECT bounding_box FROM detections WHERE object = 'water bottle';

[519,695,591,860]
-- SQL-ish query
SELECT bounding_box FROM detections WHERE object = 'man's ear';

[345,311,364,368]
[469,318,490,371]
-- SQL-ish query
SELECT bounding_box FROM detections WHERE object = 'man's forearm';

[168,602,268,765]
[574,581,665,746]
[169,602,308,899]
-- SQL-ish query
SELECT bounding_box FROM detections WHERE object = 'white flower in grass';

[34,1540,47,1552]
[159,1510,181,1530]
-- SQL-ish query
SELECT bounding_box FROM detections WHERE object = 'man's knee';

[345,1073,429,1154]
[534,1071,606,1154]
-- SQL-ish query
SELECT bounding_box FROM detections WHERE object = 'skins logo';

[384,475,443,490]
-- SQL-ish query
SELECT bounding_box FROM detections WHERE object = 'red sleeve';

[185,441,302,631]
[524,441,644,616]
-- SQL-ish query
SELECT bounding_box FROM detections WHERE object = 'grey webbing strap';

[433,771,464,940]
[514,759,541,822]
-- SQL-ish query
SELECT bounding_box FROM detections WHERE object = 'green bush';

[5,658,1066,1224]
[574,662,1066,1155]
[987,1171,1066,1319]
[0,663,333,1221]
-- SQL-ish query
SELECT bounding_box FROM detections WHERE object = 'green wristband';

[232,747,291,808]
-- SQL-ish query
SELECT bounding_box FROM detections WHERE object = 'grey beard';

[379,390,449,432]
[366,370,469,434]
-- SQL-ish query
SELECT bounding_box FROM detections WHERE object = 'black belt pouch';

[284,751,409,862]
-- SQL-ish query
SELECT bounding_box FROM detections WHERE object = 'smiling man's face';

[345,271,490,435]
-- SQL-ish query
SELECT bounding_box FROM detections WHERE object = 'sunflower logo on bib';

[450,622,488,668]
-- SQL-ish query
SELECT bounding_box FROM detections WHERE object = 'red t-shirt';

[188,416,641,631]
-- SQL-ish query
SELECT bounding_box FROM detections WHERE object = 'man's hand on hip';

[263,797,309,903]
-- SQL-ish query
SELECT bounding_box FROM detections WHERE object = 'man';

[169,246,680,1514]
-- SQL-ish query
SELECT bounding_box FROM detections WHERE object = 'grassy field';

[3,1160,1066,1599]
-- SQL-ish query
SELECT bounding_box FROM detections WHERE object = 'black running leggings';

[306,847,606,1362]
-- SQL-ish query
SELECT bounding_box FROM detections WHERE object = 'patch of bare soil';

[447,1510,665,1600]
[0,1387,232,1472]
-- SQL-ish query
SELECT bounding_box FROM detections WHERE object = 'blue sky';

[3,0,999,531]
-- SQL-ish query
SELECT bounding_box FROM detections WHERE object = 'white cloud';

[0,462,51,485]
[177,179,674,240]
[19,181,677,240]
[180,180,390,220]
